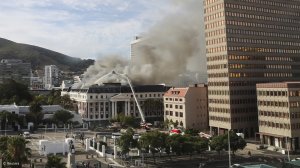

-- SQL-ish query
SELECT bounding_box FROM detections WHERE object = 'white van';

[23,132,30,139]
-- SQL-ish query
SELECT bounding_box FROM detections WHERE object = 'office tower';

[44,65,59,89]
[204,0,300,137]
[130,36,144,66]
[257,82,300,151]
[0,59,31,86]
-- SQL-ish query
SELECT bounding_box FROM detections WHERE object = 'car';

[23,132,30,139]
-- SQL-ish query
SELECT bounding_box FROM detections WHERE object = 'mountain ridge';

[0,37,94,72]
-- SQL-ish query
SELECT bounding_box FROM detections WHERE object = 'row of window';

[210,116,256,123]
[228,37,300,47]
[226,11,300,24]
[208,72,297,79]
[259,111,290,118]
[205,28,226,38]
[258,101,289,107]
[209,89,256,96]
[228,64,295,70]
[165,104,183,109]
[89,93,163,99]
[165,111,183,117]
[209,107,257,114]
[228,55,298,62]
[257,91,289,97]
[226,20,300,31]
[205,11,225,22]
[238,0,300,10]
[229,46,300,54]
[205,20,225,29]
[165,97,183,101]
[227,29,300,39]
[208,81,257,87]
[259,121,291,129]
[206,37,226,46]
[209,98,256,105]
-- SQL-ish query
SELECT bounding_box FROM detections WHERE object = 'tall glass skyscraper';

[204,0,300,137]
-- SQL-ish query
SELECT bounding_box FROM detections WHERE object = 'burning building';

[61,83,170,125]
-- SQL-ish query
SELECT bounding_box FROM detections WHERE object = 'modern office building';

[204,0,300,137]
[61,83,170,125]
[164,84,208,130]
[44,65,59,89]
[130,36,145,66]
[257,82,300,151]
[0,59,31,86]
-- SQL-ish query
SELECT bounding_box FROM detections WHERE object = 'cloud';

[0,0,172,59]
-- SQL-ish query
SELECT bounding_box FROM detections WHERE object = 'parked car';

[256,144,268,150]
[23,132,31,139]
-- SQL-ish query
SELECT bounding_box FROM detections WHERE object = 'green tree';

[226,131,247,155]
[52,110,74,125]
[5,137,31,167]
[139,131,168,163]
[210,131,246,155]
[210,134,226,156]
[118,128,137,156]
[27,100,44,129]
[0,80,33,105]
[46,155,66,168]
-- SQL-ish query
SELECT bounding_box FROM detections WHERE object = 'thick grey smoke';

[80,0,206,87]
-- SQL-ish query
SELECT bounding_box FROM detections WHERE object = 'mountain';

[0,38,94,72]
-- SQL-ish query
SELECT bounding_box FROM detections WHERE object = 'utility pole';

[286,136,290,161]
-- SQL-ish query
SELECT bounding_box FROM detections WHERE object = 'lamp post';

[228,129,231,168]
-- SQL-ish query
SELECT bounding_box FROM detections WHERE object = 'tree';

[46,155,66,168]
[5,137,31,167]
[210,134,226,156]
[210,131,246,155]
[118,128,137,157]
[139,131,168,163]
[27,100,44,130]
[226,131,247,155]
[0,80,33,105]
[52,110,74,125]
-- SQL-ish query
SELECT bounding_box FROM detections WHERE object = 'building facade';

[44,65,59,89]
[204,0,300,137]
[0,59,31,86]
[257,82,300,151]
[164,84,208,130]
[61,83,169,124]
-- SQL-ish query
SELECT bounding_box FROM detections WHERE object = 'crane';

[94,71,148,127]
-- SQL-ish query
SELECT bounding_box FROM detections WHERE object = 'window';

[180,112,183,117]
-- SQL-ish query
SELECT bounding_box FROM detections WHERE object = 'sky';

[0,0,177,59]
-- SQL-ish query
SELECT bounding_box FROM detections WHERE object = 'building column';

[114,102,117,117]
[125,101,128,116]
[103,101,105,119]
[111,101,115,117]
[128,101,131,115]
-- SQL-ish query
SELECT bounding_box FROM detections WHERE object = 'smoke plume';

[80,0,206,87]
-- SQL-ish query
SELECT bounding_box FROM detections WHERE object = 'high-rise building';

[44,65,59,89]
[130,36,144,66]
[257,82,300,151]
[204,0,300,137]
[0,59,31,86]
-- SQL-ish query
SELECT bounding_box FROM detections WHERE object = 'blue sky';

[0,0,174,59]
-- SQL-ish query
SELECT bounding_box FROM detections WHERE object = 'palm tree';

[46,155,66,168]
[4,137,31,168]
[28,100,44,130]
